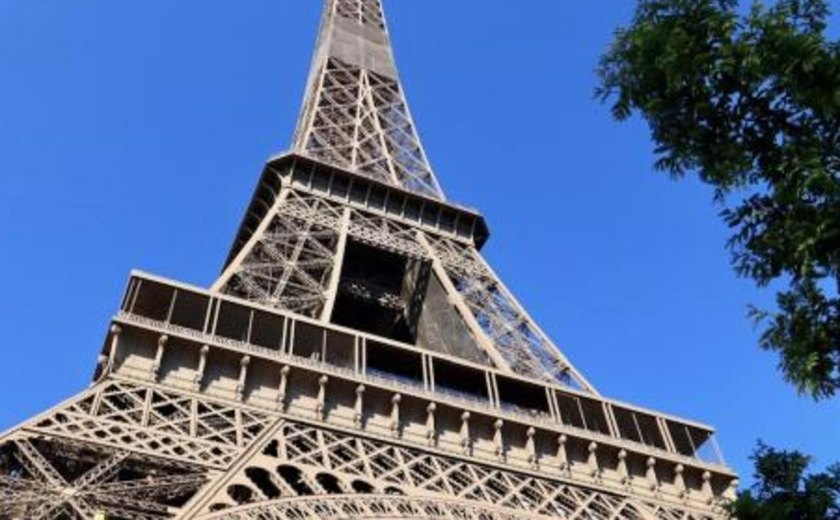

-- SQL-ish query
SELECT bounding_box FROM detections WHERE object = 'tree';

[733,442,840,519]
[597,0,840,398]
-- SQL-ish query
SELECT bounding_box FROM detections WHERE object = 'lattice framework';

[0,437,207,520]
[0,380,278,519]
[335,0,385,28]
[0,375,726,519]
[205,495,553,520]
[0,1,736,519]
[218,183,595,391]
[222,190,345,318]
[293,0,444,199]
[425,234,593,389]
[182,418,716,520]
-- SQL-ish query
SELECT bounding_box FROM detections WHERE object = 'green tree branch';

[598,0,840,398]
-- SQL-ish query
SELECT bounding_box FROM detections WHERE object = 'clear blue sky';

[1,1,838,486]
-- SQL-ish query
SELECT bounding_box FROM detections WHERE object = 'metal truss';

[424,234,596,392]
[0,377,721,519]
[189,419,714,520]
[293,0,445,199]
[204,495,549,520]
[216,188,427,317]
[218,184,595,391]
[334,0,385,29]
[349,208,426,259]
[0,1,734,519]
[0,436,207,520]
[6,380,274,470]
[219,190,345,318]
[0,380,222,518]
[0,379,275,519]
[295,57,443,200]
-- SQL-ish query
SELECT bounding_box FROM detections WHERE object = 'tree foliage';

[733,442,840,519]
[598,0,840,398]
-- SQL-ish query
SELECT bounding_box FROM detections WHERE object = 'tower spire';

[293,0,445,200]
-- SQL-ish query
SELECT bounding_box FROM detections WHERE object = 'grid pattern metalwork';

[0,437,207,520]
[205,495,551,519]
[221,190,345,318]
[218,183,595,391]
[192,420,715,520]
[293,0,444,199]
[0,380,276,519]
[0,0,734,519]
[425,234,594,389]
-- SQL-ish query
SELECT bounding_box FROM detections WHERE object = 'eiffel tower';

[0,1,738,519]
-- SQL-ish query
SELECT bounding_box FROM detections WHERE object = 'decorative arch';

[245,467,282,499]
[276,464,315,496]
[226,484,257,505]
[316,472,347,494]
[351,479,376,494]
[202,494,553,519]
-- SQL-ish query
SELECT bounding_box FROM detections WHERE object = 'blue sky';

[1,0,838,486]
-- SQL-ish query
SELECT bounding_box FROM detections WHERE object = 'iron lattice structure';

[1,1,738,519]
[293,0,443,199]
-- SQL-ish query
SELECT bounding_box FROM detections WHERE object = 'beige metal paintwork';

[0,1,737,518]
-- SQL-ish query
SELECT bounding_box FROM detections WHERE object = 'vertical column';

[212,188,291,292]
[415,232,509,370]
[320,207,352,322]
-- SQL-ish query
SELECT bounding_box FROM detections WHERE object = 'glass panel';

[497,376,550,417]
[131,280,175,322]
[667,421,695,456]
[325,330,355,370]
[556,391,585,429]
[438,210,457,233]
[366,340,423,387]
[579,397,611,435]
[291,321,325,360]
[613,407,642,443]
[170,290,209,331]
[215,301,251,343]
[636,412,667,449]
[250,310,285,351]
[331,174,350,199]
[433,358,488,403]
